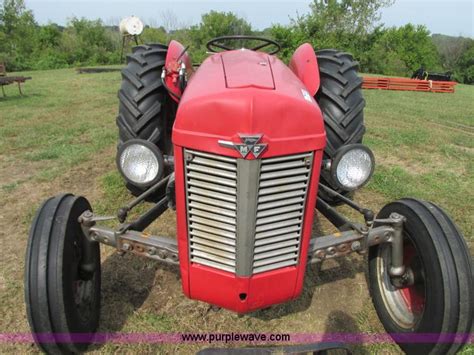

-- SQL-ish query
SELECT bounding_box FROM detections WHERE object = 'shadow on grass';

[96,252,178,333]
[323,310,369,354]
[0,92,41,102]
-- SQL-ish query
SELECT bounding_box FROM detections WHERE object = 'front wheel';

[25,194,101,354]
[369,198,473,354]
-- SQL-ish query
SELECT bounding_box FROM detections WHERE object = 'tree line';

[0,0,472,84]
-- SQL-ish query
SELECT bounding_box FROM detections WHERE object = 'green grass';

[362,85,474,237]
[0,68,120,189]
[0,69,473,354]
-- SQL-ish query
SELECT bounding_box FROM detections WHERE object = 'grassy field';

[0,68,472,354]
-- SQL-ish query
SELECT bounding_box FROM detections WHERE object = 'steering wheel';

[206,35,281,55]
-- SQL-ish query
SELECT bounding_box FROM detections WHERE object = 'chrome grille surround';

[184,149,313,275]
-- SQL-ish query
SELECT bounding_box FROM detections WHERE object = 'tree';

[270,24,305,62]
[366,24,441,76]
[273,0,395,63]
[59,18,117,65]
[455,41,474,84]
[188,11,253,62]
[432,34,471,71]
[0,0,37,70]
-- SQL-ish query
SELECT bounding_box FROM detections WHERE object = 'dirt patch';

[0,154,47,189]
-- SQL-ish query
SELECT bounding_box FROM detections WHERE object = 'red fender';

[289,43,320,96]
[164,40,193,102]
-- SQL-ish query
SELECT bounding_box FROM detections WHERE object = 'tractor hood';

[172,49,326,157]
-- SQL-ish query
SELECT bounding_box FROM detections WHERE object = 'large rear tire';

[315,49,366,205]
[368,199,473,354]
[117,43,176,198]
[25,194,101,354]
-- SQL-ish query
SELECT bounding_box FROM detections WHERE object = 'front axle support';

[79,211,406,271]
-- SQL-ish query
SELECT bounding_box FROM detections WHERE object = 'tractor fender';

[164,40,193,102]
[289,43,320,96]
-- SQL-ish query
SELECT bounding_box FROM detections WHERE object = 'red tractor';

[25,37,472,354]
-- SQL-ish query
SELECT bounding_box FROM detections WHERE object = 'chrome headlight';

[330,144,375,191]
[117,139,164,187]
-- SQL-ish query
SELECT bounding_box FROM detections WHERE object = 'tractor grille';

[184,149,313,275]
[185,150,237,273]
[253,153,312,273]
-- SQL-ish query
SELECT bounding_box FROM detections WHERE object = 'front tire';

[368,199,473,354]
[25,194,101,354]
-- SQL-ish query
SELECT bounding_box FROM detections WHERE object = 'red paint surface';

[399,243,425,315]
[165,40,193,103]
[289,43,320,96]
[222,50,275,89]
[172,48,325,313]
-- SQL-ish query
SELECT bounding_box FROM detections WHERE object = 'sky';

[24,0,474,37]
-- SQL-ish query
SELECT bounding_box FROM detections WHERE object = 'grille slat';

[256,225,301,239]
[187,163,237,180]
[260,160,307,172]
[258,190,306,204]
[257,204,303,218]
[188,187,236,203]
[257,197,305,211]
[190,208,236,225]
[189,216,236,232]
[253,259,297,274]
[260,167,310,181]
[252,152,312,273]
[254,232,301,247]
[253,246,299,261]
[190,230,235,246]
[263,153,312,163]
[256,211,303,226]
[189,202,236,218]
[188,195,236,210]
[255,217,302,233]
[253,253,298,267]
[188,178,236,195]
[259,175,308,188]
[192,250,236,266]
[190,221,236,239]
[190,244,236,260]
[254,239,300,253]
[187,171,236,188]
[191,236,236,252]
[191,156,237,171]
[259,182,307,196]
[190,150,236,163]
[185,149,313,275]
[191,257,235,273]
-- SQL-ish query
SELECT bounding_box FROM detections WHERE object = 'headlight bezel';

[116,139,165,188]
[329,144,375,191]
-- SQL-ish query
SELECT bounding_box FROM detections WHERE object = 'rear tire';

[117,43,176,198]
[315,49,366,205]
[25,194,101,354]
[368,198,473,354]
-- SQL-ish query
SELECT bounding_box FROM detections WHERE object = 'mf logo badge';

[218,134,267,158]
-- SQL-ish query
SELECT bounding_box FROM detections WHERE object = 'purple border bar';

[0,332,472,344]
